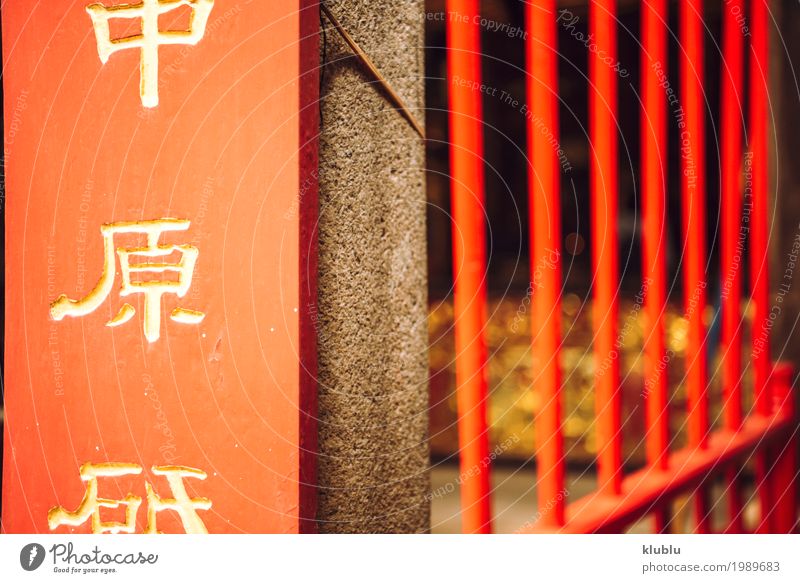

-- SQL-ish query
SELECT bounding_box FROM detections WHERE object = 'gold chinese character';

[49,462,212,534]
[50,219,205,343]
[48,463,143,534]
[86,0,216,108]
[145,465,212,534]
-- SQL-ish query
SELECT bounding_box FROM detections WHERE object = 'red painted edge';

[298,0,320,533]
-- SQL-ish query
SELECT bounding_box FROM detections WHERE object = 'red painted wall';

[2,0,318,533]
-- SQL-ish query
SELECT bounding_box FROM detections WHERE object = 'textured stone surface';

[315,0,429,533]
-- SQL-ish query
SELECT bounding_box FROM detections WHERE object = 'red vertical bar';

[590,0,622,497]
[749,0,773,533]
[721,0,745,431]
[527,0,565,529]
[446,0,492,534]
[720,0,745,533]
[680,0,711,533]
[642,0,670,532]
[750,0,772,419]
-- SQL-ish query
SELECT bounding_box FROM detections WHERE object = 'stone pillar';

[315,0,429,532]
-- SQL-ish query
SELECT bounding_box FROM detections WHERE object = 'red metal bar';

[521,408,794,533]
[749,0,773,533]
[641,0,670,532]
[721,0,745,433]
[526,0,565,529]
[680,0,711,533]
[750,0,772,420]
[720,0,746,533]
[590,0,622,498]
[446,0,492,534]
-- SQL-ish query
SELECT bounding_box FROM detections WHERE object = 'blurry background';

[423,0,781,533]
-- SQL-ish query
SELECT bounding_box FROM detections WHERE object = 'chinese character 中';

[48,462,212,534]
[86,0,216,108]
[50,218,205,343]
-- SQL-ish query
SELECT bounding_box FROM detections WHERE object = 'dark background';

[425,0,731,299]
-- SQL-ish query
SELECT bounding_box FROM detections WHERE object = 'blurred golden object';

[429,295,755,465]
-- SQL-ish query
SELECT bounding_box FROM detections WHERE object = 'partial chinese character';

[50,218,205,343]
[86,0,216,107]
[48,462,143,534]
[145,465,212,534]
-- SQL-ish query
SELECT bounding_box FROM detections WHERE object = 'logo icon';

[19,543,46,571]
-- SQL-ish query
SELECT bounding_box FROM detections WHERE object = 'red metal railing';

[680,0,712,533]
[446,0,493,534]
[641,0,669,532]
[526,0,566,530]
[445,0,797,534]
